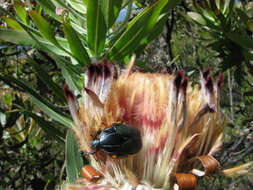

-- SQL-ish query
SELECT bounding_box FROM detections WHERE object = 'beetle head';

[90,139,100,150]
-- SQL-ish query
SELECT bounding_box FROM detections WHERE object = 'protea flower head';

[64,58,226,190]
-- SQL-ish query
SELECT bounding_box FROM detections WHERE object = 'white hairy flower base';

[66,182,165,190]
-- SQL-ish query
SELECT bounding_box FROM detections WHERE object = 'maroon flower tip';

[216,73,224,89]
[181,77,189,93]
[83,87,104,108]
[174,71,184,91]
[64,84,75,100]
[205,76,214,93]
[202,68,211,80]
[85,62,114,87]
[208,104,216,113]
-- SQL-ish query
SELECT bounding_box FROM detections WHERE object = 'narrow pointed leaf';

[187,12,207,25]
[29,95,73,128]
[108,0,168,60]
[53,55,83,92]
[87,0,107,56]
[101,0,123,28]
[29,11,59,46]
[0,29,69,56]
[135,13,168,54]
[66,130,83,183]
[147,13,169,43]
[2,17,24,30]
[63,22,90,66]
[65,0,86,13]
[14,1,27,24]
[0,30,36,46]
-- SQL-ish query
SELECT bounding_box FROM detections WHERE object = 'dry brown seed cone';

[65,61,225,190]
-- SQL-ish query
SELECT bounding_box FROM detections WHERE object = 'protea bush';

[64,59,226,190]
[0,1,251,189]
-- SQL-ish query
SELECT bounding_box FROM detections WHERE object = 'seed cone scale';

[64,61,225,190]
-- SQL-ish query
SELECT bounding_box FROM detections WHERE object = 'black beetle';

[89,123,142,157]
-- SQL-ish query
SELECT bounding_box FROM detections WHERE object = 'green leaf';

[187,12,207,25]
[29,11,59,46]
[101,0,123,29]
[0,29,35,45]
[108,0,169,60]
[0,75,72,128]
[63,22,90,66]
[29,95,73,128]
[0,30,68,56]
[14,1,27,24]
[66,130,83,183]
[2,17,24,30]
[87,0,107,57]
[27,58,66,103]
[24,112,65,144]
[135,13,169,55]
[65,0,86,13]
[28,11,79,59]
[53,55,83,93]
[147,13,168,43]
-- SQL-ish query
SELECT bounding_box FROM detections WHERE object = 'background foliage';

[0,0,252,189]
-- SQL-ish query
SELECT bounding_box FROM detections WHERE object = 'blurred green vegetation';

[0,0,252,189]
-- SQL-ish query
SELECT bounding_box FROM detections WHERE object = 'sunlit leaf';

[53,55,83,93]
[0,30,68,56]
[108,0,169,60]
[65,0,87,13]
[147,13,169,43]
[101,0,123,29]
[14,1,27,24]
[29,95,73,128]
[187,12,207,25]
[29,10,59,46]
[63,22,90,66]
[2,17,23,30]
[87,0,107,57]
